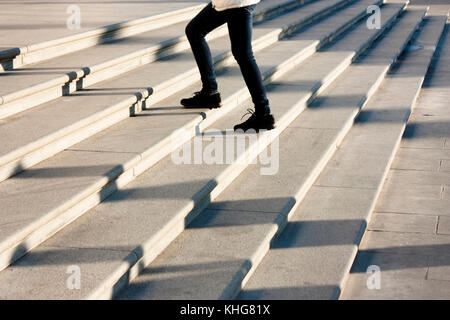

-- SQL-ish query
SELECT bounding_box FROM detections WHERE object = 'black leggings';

[185,2,270,113]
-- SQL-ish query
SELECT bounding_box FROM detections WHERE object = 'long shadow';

[0,70,72,77]
[0,23,105,30]
[237,285,339,300]
[9,244,133,267]
[403,121,450,139]
[133,111,203,117]
[188,197,293,229]
[93,35,174,46]
[101,178,214,203]
[10,164,127,179]
[139,259,235,276]
[115,266,244,300]
[350,246,450,274]
[270,219,367,249]
[422,21,449,88]
[355,108,412,124]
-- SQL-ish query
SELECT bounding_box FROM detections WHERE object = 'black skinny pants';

[185,2,270,113]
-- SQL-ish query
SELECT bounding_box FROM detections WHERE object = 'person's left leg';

[226,5,275,131]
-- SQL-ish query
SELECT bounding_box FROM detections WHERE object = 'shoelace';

[240,108,256,120]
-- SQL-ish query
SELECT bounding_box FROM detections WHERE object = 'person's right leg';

[226,6,275,132]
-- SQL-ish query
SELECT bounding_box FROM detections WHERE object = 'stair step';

[0,0,343,120]
[0,0,366,182]
[0,3,205,71]
[238,11,447,301]
[0,3,406,299]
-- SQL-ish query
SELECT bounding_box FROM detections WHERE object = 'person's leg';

[185,2,227,93]
[226,5,270,115]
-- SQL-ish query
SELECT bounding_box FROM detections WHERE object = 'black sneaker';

[180,90,221,109]
[234,108,275,133]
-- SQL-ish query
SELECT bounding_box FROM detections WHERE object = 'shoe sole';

[181,102,222,109]
[234,124,276,133]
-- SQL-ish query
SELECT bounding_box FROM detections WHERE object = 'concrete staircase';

[0,0,447,299]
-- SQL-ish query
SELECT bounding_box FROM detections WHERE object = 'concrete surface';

[341,18,450,300]
[0,0,448,301]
